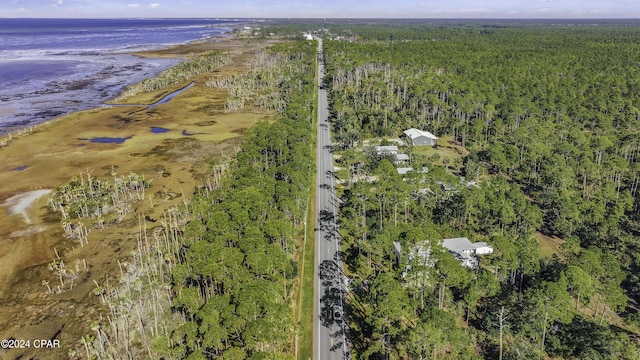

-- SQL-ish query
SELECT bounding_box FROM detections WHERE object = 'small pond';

[151,127,170,134]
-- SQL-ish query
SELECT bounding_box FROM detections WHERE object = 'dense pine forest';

[315,22,640,359]
[166,41,317,359]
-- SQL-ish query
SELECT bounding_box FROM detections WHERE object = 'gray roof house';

[396,167,428,176]
[403,128,438,146]
[375,145,398,155]
[395,153,410,163]
[394,237,493,274]
[441,237,493,269]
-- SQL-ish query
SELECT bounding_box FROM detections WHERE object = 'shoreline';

[0,23,241,136]
[0,27,245,146]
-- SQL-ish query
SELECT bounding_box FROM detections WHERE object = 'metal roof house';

[395,153,410,163]
[375,145,399,155]
[397,167,414,175]
[403,128,438,146]
[396,167,428,176]
[441,237,493,269]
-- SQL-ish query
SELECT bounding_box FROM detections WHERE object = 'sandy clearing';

[3,189,52,223]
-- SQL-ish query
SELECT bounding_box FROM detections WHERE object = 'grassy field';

[411,135,468,170]
[297,194,316,360]
[0,37,274,359]
[534,231,566,259]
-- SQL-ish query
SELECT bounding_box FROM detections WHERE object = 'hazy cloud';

[149,3,160,8]
[127,3,140,8]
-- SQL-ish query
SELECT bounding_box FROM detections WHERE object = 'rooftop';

[396,153,410,161]
[441,237,474,253]
[375,145,398,153]
[404,128,438,140]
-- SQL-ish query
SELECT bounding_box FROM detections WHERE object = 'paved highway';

[313,38,349,360]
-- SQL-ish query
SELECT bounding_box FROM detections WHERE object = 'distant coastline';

[0,18,244,135]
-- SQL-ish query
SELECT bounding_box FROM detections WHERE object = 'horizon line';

[2,17,640,20]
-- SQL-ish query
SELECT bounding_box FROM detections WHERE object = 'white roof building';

[441,237,493,269]
[403,128,438,146]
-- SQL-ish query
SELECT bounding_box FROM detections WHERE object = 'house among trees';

[403,128,438,146]
[395,153,410,163]
[374,145,398,155]
[394,237,493,271]
[397,167,428,176]
[441,237,493,269]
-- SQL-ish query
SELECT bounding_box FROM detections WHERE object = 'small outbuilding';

[395,153,410,163]
[403,128,438,146]
[397,167,428,176]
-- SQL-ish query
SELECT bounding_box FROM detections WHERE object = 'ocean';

[0,18,241,134]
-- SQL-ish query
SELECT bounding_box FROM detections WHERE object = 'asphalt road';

[313,38,349,360]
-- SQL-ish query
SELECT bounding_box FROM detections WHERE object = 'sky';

[1,0,639,19]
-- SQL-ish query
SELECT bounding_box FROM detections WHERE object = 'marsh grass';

[0,37,278,359]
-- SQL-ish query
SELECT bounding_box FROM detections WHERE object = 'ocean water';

[0,18,240,134]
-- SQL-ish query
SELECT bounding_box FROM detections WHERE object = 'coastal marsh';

[0,37,272,359]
